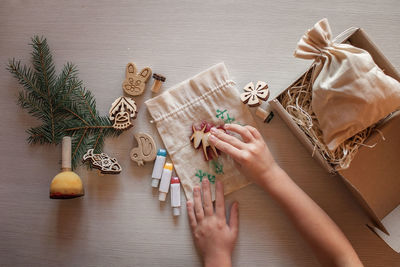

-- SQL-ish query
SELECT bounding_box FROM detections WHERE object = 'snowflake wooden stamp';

[190,121,224,161]
[130,132,157,166]
[240,81,270,107]
[122,62,152,96]
[109,96,137,130]
[83,149,122,174]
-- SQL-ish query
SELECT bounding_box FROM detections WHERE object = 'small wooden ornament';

[122,62,152,96]
[240,81,270,107]
[190,122,220,161]
[83,149,122,174]
[109,96,137,130]
[151,73,166,93]
[130,132,157,166]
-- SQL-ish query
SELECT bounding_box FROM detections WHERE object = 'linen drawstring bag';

[145,63,255,200]
[294,18,400,150]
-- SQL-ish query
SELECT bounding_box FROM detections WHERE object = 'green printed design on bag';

[216,109,235,123]
[195,169,216,184]
[210,159,224,175]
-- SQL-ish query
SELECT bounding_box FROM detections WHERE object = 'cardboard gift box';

[269,26,400,252]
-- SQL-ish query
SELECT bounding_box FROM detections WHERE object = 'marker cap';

[157,149,167,157]
[164,162,173,171]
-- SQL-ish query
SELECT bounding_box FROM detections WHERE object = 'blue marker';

[151,149,167,187]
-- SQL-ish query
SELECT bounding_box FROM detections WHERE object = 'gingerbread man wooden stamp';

[130,133,157,166]
[122,62,152,96]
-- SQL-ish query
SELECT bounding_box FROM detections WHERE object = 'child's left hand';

[187,179,239,267]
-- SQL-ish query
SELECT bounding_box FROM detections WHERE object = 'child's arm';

[208,124,363,267]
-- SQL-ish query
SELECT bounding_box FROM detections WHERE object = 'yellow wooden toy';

[50,136,84,199]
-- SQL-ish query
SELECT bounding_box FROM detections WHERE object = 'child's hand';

[187,180,238,267]
[209,124,280,188]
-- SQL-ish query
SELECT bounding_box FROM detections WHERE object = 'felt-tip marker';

[170,177,181,216]
[151,149,167,188]
[159,162,173,201]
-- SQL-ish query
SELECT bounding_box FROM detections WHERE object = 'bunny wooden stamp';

[130,132,157,166]
[109,96,137,130]
[122,62,152,96]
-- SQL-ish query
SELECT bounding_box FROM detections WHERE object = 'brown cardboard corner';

[339,112,400,226]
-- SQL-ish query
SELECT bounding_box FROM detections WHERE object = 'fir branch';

[7,35,123,170]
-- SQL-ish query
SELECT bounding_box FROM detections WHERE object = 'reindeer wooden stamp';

[122,62,152,96]
[130,132,157,166]
[190,121,224,161]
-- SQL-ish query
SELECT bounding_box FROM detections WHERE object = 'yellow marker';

[50,137,84,199]
[158,162,173,201]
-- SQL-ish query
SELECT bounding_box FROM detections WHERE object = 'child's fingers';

[245,125,262,140]
[210,127,245,150]
[229,202,239,237]
[201,179,214,216]
[215,181,226,219]
[224,124,253,142]
[193,187,204,222]
[186,201,197,231]
[209,135,241,161]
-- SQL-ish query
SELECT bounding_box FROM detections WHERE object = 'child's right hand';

[209,124,281,189]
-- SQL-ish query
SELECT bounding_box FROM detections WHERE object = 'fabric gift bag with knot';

[145,63,256,201]
[294,18,400,151]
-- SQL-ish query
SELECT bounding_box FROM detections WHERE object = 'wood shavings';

[278,66,375,170]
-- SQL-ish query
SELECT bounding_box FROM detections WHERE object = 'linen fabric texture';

[145,63,255,201]
[294,18,400,150]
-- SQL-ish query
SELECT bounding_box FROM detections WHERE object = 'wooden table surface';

[1,0,399,266]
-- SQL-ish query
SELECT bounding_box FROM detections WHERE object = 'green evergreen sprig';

[7,36,123,169]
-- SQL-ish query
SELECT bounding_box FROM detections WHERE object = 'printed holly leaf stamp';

[240,81,270,107]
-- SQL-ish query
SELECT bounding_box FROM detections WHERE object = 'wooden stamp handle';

[61,136,72,170]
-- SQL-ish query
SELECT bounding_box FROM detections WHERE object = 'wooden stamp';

[83,149,122,174]
[151,73,166,93]
[122,62,152,96]
[130,132,157,166]
[256,106,274,123]
[240,81,270,107]
[190,122,221,161]
[109,96,137,130]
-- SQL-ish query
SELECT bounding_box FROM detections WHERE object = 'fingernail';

[202,179,209,185]
[210,127,217,134]
[209,134,216,141]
